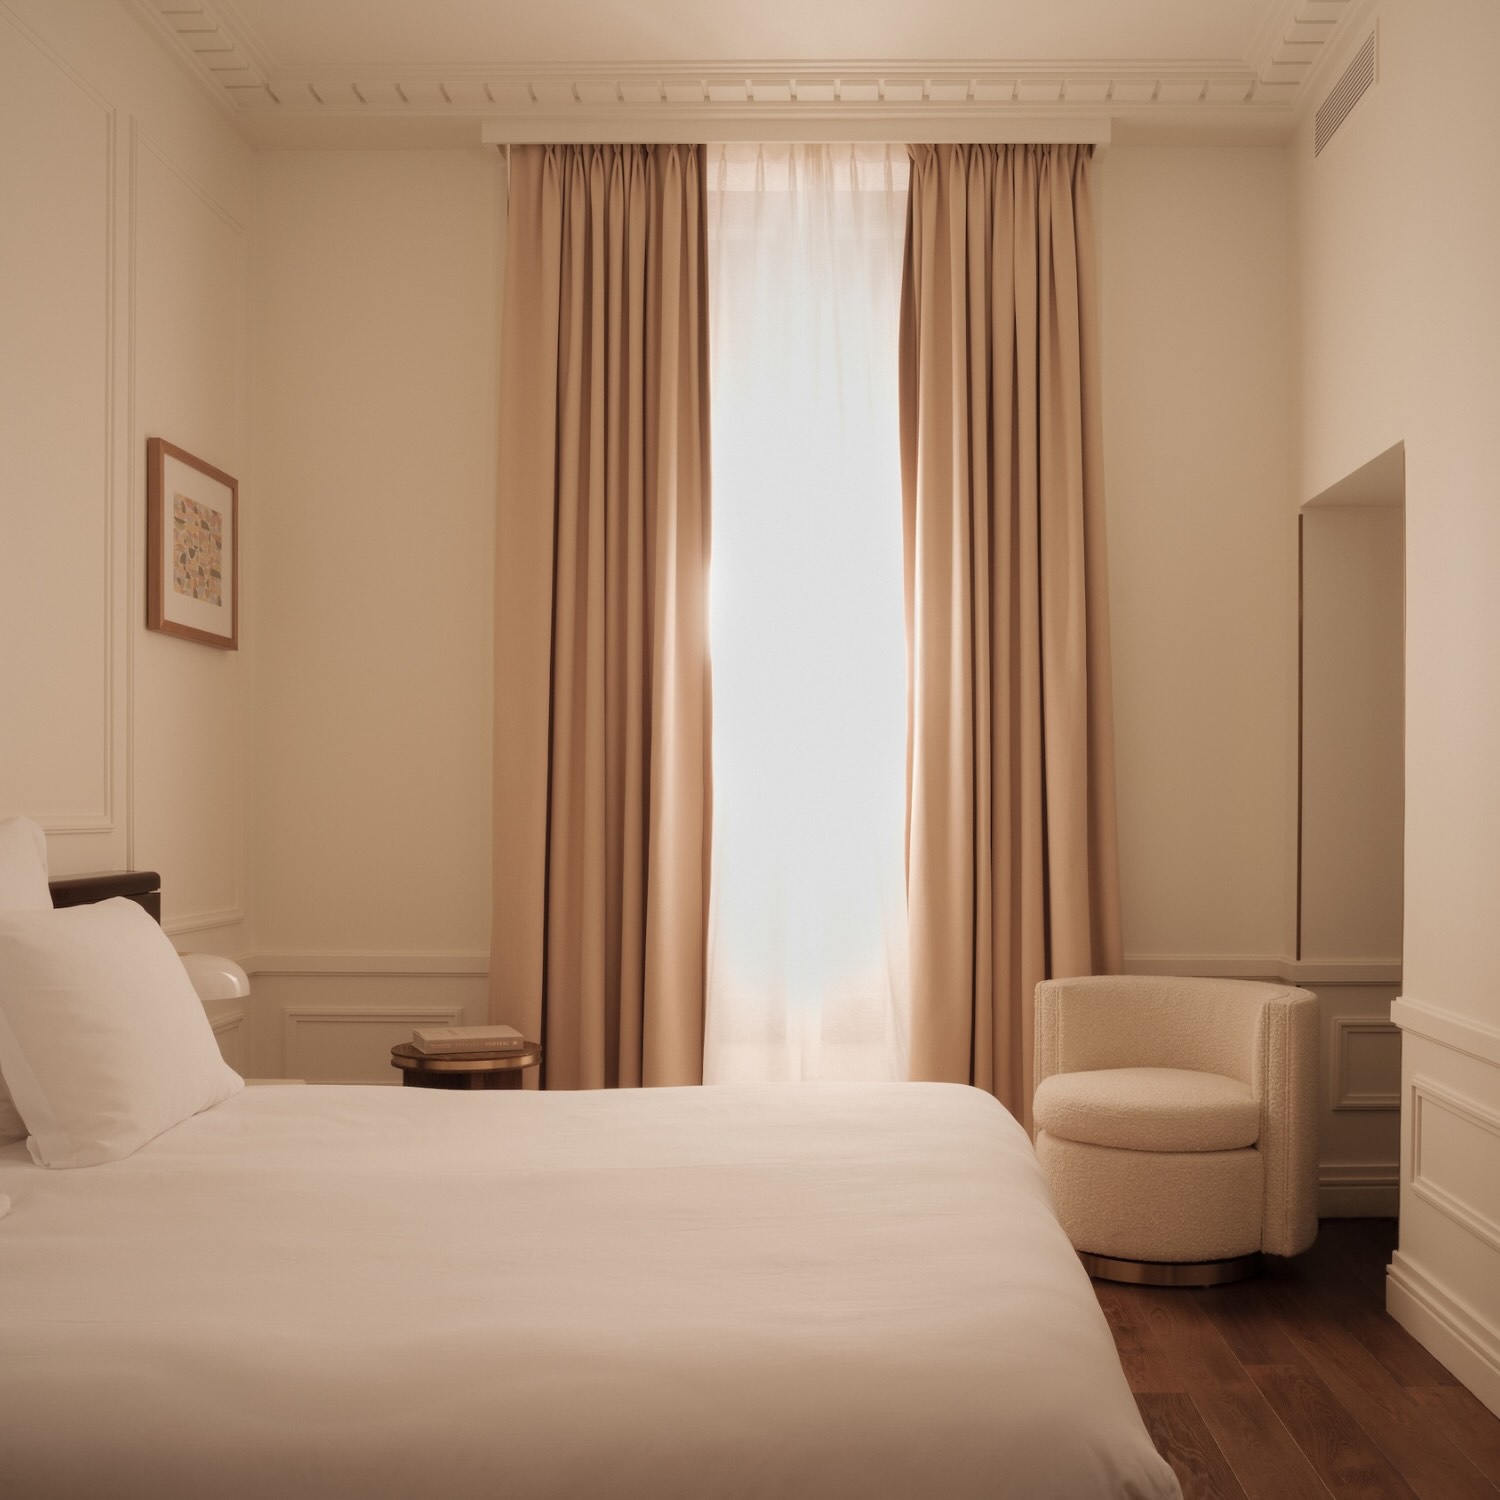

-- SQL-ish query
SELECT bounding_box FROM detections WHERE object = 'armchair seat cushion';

[1034,1066,1259,1153]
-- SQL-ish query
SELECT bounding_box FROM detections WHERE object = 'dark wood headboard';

[48,871,162,924]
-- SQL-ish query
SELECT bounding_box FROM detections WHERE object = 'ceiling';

[127,0,1367,147]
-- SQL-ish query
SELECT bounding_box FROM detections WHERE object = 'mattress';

[0,1081,1178,1499]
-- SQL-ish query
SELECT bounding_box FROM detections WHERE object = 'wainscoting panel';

[1411,1076,1500,1256]
[1332,1015,1401,1111]
[1390,1000,1500,1418]
[283,1005,464,1085]
[246,960,491,1082]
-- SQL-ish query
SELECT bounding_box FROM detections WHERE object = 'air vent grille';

[1315,29,1377,157]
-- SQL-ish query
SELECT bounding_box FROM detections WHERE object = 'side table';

[390,1041,542,1090]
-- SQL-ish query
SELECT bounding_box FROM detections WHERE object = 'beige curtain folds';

[900,143,1123,1123]
[491,144,712,1089]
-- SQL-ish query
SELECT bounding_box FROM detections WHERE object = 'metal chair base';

[1079,1250,1264,1287]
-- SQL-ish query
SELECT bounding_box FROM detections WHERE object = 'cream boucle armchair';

[1033,975,1319,1286]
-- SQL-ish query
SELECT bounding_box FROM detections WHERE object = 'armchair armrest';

[1255,987,1320,1256]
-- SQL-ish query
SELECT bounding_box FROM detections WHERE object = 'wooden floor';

[1096,1220,1500,1500]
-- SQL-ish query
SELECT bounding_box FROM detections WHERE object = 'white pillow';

[0,816,51,1143]
[0,898,243,1167]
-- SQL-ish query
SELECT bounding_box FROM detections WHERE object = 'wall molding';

[251,952,489,979]
[1331,1016,1400,1111]
[1123,954,1400,986]
[1392,997,1500,1069]
[1410,1074,1500,1257]
[1388,1250,1500,1419]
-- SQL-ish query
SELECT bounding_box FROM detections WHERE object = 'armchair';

[1033,975,1319,1285]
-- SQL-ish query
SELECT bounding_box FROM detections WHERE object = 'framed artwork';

[146,437,238,650]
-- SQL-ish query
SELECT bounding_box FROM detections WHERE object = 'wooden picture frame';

[146,437,238,650]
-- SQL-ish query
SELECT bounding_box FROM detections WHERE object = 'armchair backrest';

[1035,975,1302,1089]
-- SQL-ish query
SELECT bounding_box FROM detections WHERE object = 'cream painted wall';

[250,149,505,1080]
[1300,502,1404,965]
[1097,144,1399,1216]
[1295,0,1500,1412]
[0,0,253,948]
[1097,144,1297,969]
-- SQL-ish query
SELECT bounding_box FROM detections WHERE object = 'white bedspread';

[0,1082,1178,1499]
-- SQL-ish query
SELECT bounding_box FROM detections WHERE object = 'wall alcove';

[1299,440,1406,1208]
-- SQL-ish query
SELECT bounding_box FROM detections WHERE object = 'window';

[704,145,911,1082]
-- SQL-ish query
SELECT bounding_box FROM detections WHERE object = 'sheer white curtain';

[704,144,911,1083]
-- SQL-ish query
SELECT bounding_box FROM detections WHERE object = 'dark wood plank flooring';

[1097,1220,1500,1500]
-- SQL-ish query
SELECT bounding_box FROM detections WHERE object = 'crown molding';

[125,1,1370,148]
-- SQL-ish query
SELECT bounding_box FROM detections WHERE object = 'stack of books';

[409,1024,526,1057]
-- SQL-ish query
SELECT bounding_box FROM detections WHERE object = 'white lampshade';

[178,952,251,1002]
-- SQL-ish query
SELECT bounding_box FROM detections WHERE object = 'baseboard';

[1319,1161,1398,1217]
[1388,1250,1500,1418]
[165,907,247,938]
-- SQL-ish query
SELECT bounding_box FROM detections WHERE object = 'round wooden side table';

[390,1041,542,1091]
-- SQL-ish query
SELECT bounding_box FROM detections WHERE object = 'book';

[410,1024,527,1056]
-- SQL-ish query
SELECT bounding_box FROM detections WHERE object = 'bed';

[0,836,1178,1499]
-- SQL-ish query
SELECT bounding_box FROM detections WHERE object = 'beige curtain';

[900,143,1122,1124]
[490,145,712,1089]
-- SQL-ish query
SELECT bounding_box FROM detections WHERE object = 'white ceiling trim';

[127,0,1365,147]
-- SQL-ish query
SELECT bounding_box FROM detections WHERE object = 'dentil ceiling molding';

[127,0,1367,147]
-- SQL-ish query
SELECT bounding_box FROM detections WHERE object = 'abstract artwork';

[147,438,238,649]
[172,493,224,606]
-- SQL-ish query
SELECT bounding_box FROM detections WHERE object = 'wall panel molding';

[1393,997,1500,1069]
[1331,1016,1400,1111]
[1410,1075,1500,1257]
[1123,953,1400,985]
[251,952,489,978]
[282,1003,465,1084]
